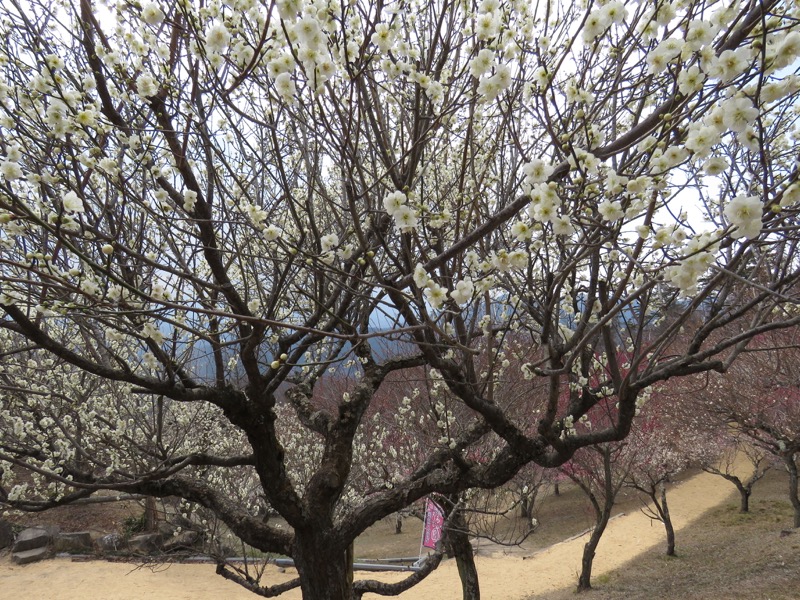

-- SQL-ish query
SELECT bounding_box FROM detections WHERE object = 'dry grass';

[532,468,800,600]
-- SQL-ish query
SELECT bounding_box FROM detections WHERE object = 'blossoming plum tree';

[700,329,800,528]
[1,0,800,597]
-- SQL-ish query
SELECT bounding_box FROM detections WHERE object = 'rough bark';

[353,552,443,599]
[660,483,676,556]
[447,506,480,600]
[737,483,751,513]
[575,447,620,593]
[293,531,354,600]
[144,496,159,532]
[704,468,768,514]
[630,480,677,556]
[577,506,611,592]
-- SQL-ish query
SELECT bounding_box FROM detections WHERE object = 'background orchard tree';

[2,0,800,598]
[622,398,695,557]
[682,400,774,514]
[561,437,632,592]
[702,329,800,528]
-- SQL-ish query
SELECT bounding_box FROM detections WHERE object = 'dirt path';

[0,466,745,599]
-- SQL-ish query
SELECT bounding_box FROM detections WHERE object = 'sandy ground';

[0,466,744,600]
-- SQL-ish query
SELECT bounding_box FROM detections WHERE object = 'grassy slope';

[531,468,800,600]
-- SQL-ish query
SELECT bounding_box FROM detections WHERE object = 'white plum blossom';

[268,53,295,77]
[582,9,611,42]
[470,49,495,78]
[424,282,447,309]
[294,16,322,48]
[522,159,555,185]
[685,125,720,158]
[371,24,395,53]
[205,23,231,53]
[62,191,84,213]
[709,48,752,83]
[141,2,165,26]
[511,220,533,241]
[678,65,705,95]
[685,20,718,51]
[475,12,499,41]
[724,195,763,240]
[721,96,759,133]
[413,264,430,288]
[183,190,197,212]
[320,233,339,252]
[598,200,624,222]
[491,249,526,272]
[136,74,158,98]
[601,1,627,25]
[646,38,683,75]
[773,32,800,69]
[666,232,719,296]
[1,160,22,180]
[780,184,800,208]
[702,157,729,175]
[450,279,474,305]
[142,322,164,344]
[552,215,575,236]
[652,226,674,249]
[263,224,282,241]
[393,204,419,232]
[274,72,296,101]
[383,191,407,215]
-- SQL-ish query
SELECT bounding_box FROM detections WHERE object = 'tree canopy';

[1,0,800,597]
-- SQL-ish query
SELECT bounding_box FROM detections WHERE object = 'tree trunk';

[785,454,800,529]
[293,531,354,600]
[520,495,532,519]
[576,446,617,593]
[447,507,480,600]
[577,509,610,593]
[660,483,676,556]
[738,485,751,513]
[144,496,159,532]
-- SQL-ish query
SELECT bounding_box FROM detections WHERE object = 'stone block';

[96,533,127,555]
[162,530,201,553]
[54,531,93,554]
[13,527,54,553]
[128,532,161,555]
[0,519,13,549]
[12,546,52,565]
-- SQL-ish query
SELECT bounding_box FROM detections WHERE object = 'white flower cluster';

[413,264,445,310]
[383,190,418,233]
[582,1,627,43]
[474,0,501,41]
[142,321,164,344]
[293,16,337,91]
[724,195,763,240]
[665,232,720,296]
[412,264,475,310]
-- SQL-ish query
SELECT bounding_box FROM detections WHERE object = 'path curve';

[0,466,745,599]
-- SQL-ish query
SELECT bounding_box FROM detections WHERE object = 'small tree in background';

[703,330,800,528]
[623,401,694,557]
